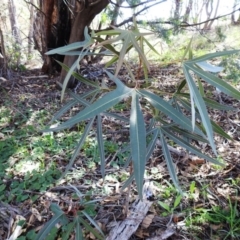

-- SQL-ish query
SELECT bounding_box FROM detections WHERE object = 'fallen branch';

[106,182,153,240]
[156,139,186,157]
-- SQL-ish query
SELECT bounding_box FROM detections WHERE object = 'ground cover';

[1,27,240,240]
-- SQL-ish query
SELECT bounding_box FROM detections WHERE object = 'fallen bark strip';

[23,75,49,79]
[146,227,175,240]
[106,182,153,240]
[156,139,185,157]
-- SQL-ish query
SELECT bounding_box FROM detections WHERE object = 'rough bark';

[8,0,22,46]
[33,0,109,85]
[34,0,72,73]
[106,181,154,240]
[60,0,109,88]
[0,27,7,77]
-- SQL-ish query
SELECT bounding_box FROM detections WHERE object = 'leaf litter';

[0,64,240,240]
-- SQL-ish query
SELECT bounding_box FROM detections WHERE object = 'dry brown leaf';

[217,186,231,197]
[147,227,175,240]
[191,187,200,202]
[9,215,26,240]
[45,191,59,200]
[141,214,155,229]
[96,222,106,234]
[34,224,44,232]
[135,228,145,238]
[41,199,51,209]
[31,207,42,221]
[103,195,121,202]
[210,224,223,231]
[230,195,240,202]
[28,214,35,225]
[180,170,194,178]
[189,158,205,165]
[173,214,184,223]
[89,231,96,239]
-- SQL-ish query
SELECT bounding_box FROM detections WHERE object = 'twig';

[156,139,186,157]
[49,185,91,192]
[116,0,167,28]
[23,0,46,17]
[136,7,240,28]
[98,0,167,32]
[110,0,163,9]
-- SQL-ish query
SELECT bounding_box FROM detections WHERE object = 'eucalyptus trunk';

[8,0,22,45]
[33,0,109,87]
[60,0,109,87]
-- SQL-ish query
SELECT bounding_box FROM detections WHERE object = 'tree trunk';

[33,0,109,87]
[203,0,212,30]
[173,0,181,20]
[231,0,240,25]
[183,0,193,23]
[28,0,35,58]
[0,27,7,77]
[8,0,22,46]
[92,0,124,64]
[110,0,124,26]
[34,0,72,73]
[60,0,109,87]
[194,0,206,26]
[173,0,182,32]
[8,0,22,67]
[236,13,240,24]
[203,0,219,30]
